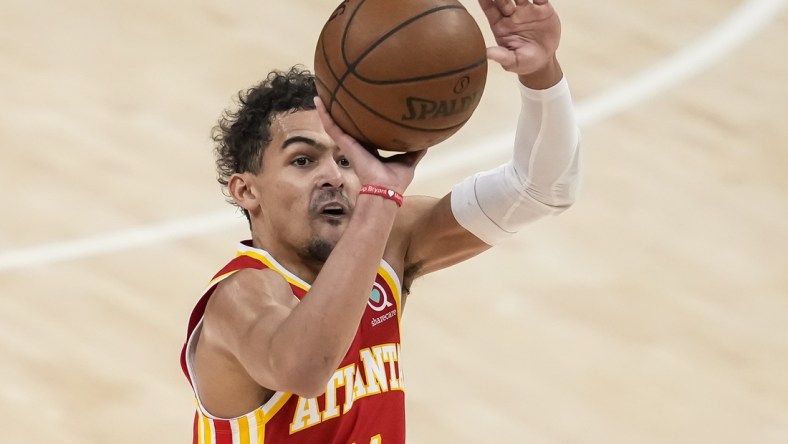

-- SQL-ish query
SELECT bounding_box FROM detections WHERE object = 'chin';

[320,226,344,249]
[305,238,337,263]
[304,219,347,262]
[318,217,348,233]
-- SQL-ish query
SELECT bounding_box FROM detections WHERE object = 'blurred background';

[1,0,787,442]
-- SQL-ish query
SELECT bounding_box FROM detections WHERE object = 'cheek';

[271,194,311,237]
[261,182,310,226]
[268,175,308,203]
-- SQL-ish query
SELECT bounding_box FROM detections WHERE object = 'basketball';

[314,0,488,152]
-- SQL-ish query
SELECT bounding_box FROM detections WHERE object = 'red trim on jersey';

[192,411,199,444]
[214,254,267,280]
[213,419,233,444]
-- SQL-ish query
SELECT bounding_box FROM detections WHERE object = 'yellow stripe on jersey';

[255,409,265,443]
[264,392,294,422]
[237,414,251,444]
[197,410,205,444]
[202,413,213,444]
[237,250,310,292]
[208,269,240,287]
[376,264,402,322]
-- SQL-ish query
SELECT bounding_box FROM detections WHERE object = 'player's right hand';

[314,96,426,194]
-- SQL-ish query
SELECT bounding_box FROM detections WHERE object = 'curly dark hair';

[212,65,317,223]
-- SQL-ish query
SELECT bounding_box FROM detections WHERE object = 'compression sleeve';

[450,77,582,246]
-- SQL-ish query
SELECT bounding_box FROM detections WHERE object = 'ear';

[228,173,259,213]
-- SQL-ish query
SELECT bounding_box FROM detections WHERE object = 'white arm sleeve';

[451,77,583,246]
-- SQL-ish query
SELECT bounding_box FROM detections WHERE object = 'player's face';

[254,109,359,263]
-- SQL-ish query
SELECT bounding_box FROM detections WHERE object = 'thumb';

[486,46,515,70]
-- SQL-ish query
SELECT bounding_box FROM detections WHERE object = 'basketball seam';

[316,1,484,146]
[314,75,375,145]
[318,27,344,115]
[327,78,475,132]
[324,0,367,110]
[354,58,487,85]
[333,4,468,104]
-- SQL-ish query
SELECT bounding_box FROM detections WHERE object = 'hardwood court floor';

[1,0,787,442]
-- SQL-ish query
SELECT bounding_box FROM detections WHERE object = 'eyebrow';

[281,136,318,150]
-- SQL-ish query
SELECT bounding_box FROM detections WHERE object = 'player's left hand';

[478,0,561,76]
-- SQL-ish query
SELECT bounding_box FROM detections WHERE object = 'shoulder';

[206,268,297,322]
[198,267,299,362]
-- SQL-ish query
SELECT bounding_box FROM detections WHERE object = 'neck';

[249,233,322,285]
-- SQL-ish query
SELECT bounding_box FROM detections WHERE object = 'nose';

[317,158,344,189]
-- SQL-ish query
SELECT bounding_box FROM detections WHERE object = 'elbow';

[552,183,580,213]
[542,151,583,213]
[289,360,335,398]
[546,182,579,212]
[265,330,343,398]
[268,355,335,399]
[523,177,581,217]
[292,381,329,399]
[285,369,335,399]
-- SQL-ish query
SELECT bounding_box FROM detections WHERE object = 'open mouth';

[319,204,347,218]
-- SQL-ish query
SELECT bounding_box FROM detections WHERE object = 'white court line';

[415,0,787,179]
[0,0,784,272]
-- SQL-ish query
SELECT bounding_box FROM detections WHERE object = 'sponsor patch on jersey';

[368,282,394,312]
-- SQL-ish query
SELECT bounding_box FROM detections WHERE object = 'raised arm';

[398,0,582,279]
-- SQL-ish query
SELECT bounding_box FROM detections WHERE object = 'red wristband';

[359,184,403,207]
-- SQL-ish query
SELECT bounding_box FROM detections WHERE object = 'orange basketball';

[314,0,488,152]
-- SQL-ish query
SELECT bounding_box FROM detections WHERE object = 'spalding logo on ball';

[314,0,488,152]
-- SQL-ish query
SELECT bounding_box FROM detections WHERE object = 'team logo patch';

[368,282,394,312]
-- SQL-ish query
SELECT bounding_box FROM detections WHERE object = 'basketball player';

[181,0,581,442]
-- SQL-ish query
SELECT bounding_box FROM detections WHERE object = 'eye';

[338,157,351,168]
[292,156,312,167]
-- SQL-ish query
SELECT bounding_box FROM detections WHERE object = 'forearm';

[512,67,581,210]
[452,66,582,245]
[268,195,398,394]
